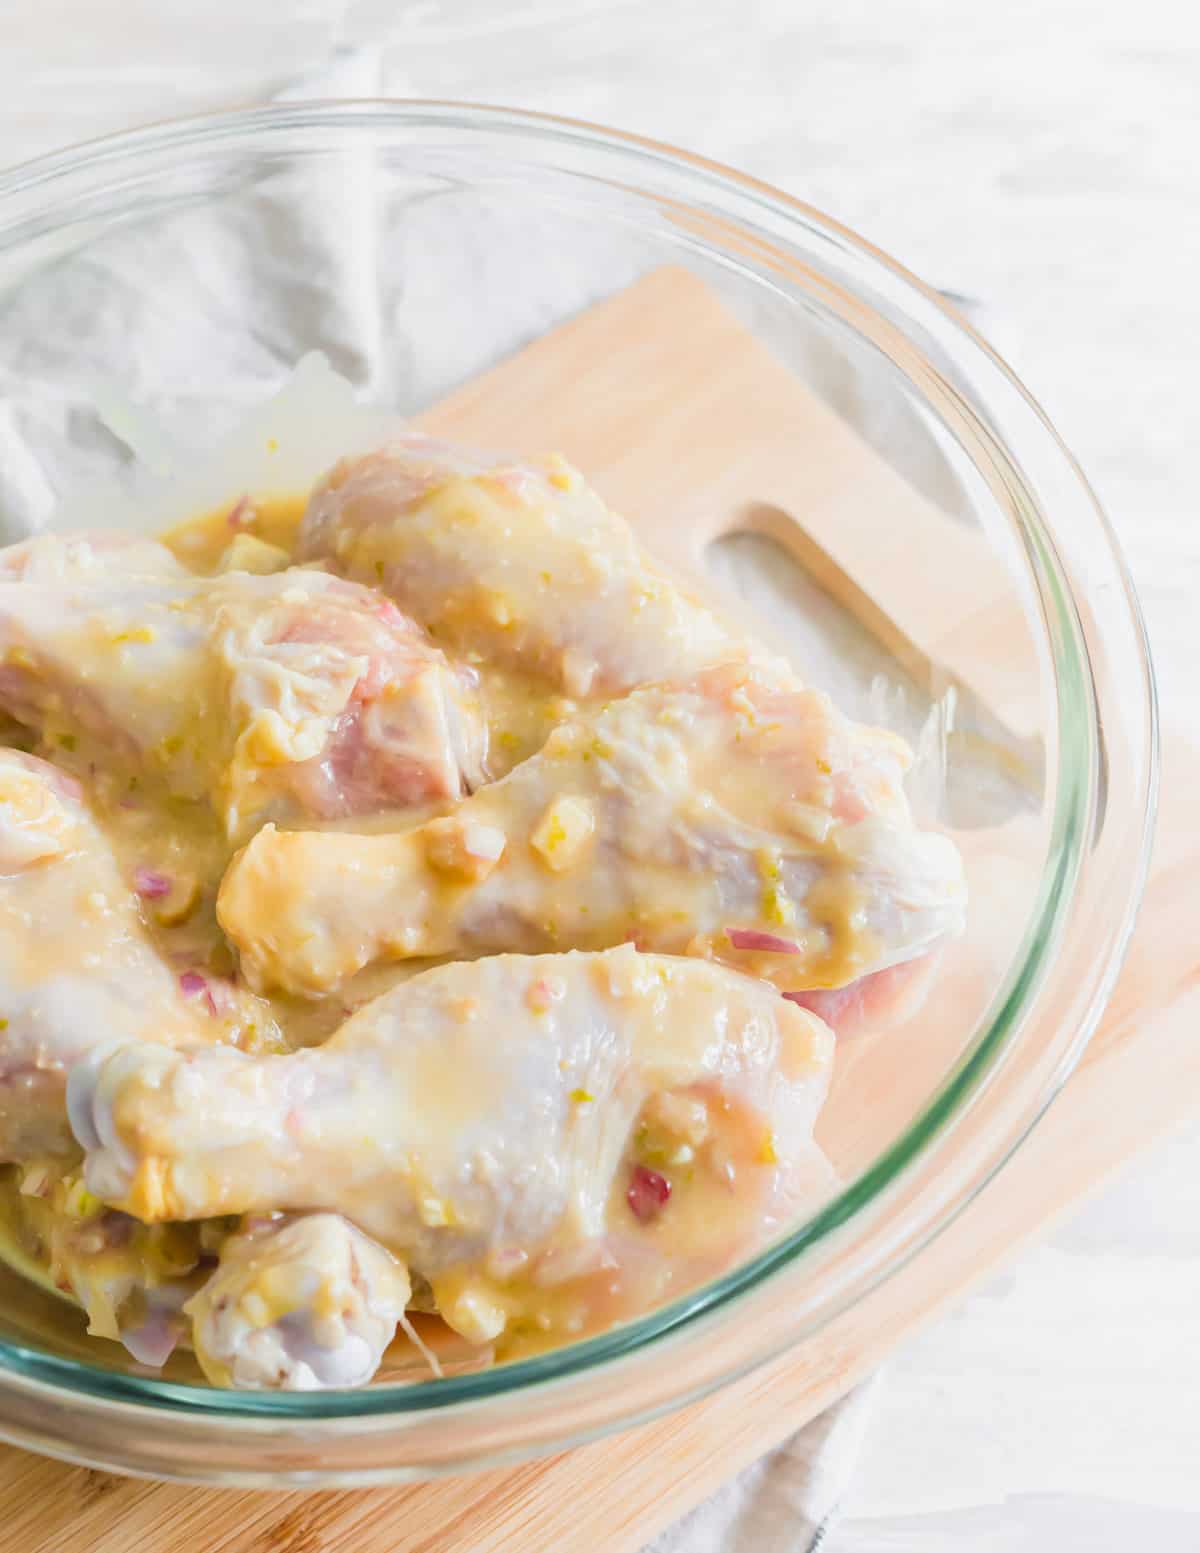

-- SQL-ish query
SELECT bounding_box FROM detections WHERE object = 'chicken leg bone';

[186,1212,410,1390]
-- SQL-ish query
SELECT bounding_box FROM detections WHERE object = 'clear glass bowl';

[0,102,1156,1484]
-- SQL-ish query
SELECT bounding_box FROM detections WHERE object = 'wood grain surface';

[0,266,1188,1551]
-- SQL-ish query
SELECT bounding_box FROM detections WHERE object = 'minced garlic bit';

[218,534,291,576]
[643,1091,710,1148]
[779,801,834,846]
[424,815,506,881]
[530,794,595,872]
[443,1285,508,1344]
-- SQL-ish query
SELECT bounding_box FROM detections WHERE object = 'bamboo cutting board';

[0,270,1192,1553]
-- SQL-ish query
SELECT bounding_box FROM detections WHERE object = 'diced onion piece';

[530,795,595,872]
[121,1315,181,1369]
[133,866,171,900]
[441,1285,508,1344]
[424,816,506,880]
[463,823,505,862]
[626,1164,672,1224]
[218,533,290,575]
[179,971,231,1017]
[727,928,802,954]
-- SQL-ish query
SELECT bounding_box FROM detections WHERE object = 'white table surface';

[2,3,1198,1548]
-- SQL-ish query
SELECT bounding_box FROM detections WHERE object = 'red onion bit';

[134,866,172,900]
[226,495,254,530]
[727,928,802,954]
[178,971,218,1017]
[626,1165,672,1224]
[120,1314,180,1369]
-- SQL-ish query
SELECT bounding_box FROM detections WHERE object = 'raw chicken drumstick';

[0,748,265,1162]
[11,1169,408,1389]
[186,1212,410,1390]
[69,948,835,1349]
[299,436,751,698]
[218,662,966,998]
[0,532,483,839]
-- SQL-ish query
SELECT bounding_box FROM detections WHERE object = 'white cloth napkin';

[645,1378,882,1553]
[0,46,921,1550]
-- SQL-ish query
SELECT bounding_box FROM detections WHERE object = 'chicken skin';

[0,533,483,839]
[69,948,835,1349]
[219,663,965,998]
[299,437,746,699]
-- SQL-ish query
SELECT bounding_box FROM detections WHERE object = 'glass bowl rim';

[0,99,1158,1431]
